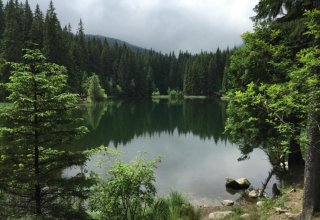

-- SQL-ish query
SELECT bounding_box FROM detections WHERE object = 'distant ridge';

[86,34,147,52]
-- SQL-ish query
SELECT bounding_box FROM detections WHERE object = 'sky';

[27,0,259,54]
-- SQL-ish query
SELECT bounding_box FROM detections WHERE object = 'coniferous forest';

[1,0,320,219]
[0,0,230,100]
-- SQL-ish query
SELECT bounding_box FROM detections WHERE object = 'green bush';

[168,89,184,100]
[88,156,160,220]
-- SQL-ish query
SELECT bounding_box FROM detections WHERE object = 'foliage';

[0,49,92,218]
[89,156,161,220]
[152,88,160,96]
[226,4,320,218]
[86,74,107,102]
[168,89,184,100]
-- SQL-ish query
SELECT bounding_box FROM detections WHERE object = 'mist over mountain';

[86,34,148,52]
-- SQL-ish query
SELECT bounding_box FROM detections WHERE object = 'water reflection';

[78,99,227,149]
[75,99,277,205]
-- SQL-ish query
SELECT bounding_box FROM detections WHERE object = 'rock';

[226,177,251,190]
[222,200,234,206]
[208,211,233,220]
[240,213,250,218]
[289,188,297,193]
[248,190,258,198]
[285,212,300,219]
[256,201,263,207]
[274,207,289,214]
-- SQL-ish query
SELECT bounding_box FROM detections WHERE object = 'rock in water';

[226,177,251,190]
[222,200,234,206]
[208,211,233,220]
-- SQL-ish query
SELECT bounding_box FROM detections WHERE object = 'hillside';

[86,34,147,52]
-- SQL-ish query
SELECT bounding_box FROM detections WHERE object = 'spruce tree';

[0,0,4,40]
[2,0,23,61]
[30,4,43,48]
[0,49,92,218]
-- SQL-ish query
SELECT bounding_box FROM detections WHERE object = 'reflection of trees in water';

[78,99,227,149]
[85,102,108,130]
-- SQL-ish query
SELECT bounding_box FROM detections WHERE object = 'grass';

[149,192,200,220]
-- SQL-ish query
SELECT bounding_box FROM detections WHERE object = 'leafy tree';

[226,7,320,219]
[298,9,320,219]
[87,73,107,102]
[0,49,92,218]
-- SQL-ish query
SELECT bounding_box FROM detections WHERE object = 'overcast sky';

[27,0,259,54]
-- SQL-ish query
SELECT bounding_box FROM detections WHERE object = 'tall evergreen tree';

[0,49,92,218]
[43,0,65,64]
[0,0,5,40]
[22,0,32,46]
[2,0,23,61]
[30,4,43,48]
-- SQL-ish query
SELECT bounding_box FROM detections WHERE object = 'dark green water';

[67,99,276,206]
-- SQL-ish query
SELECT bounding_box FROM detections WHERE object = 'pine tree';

[22,0,32,46]
[30,4,43,48]
[0,0,5,40]
[2,0,23,61]
[43,1,65,64]
[0,49,92,218]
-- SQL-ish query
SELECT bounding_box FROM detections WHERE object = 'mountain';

[86,34,147,52]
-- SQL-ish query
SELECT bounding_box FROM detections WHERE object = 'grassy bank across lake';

[152,95,208,100]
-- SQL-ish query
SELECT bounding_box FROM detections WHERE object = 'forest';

[0,0,230,100]
[0,0,320,219]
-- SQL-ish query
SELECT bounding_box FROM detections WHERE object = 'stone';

[285,212,299,219]
[256,201,263,207]
[240,213,250,218]
[222,200,234,206]
[208,211,233,220]
[248,190,258,198]
[274,207,289,214]
[226,177,251,190]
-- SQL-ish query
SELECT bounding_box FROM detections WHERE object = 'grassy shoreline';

[152,95,210,100]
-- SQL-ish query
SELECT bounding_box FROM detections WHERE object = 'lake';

[68,99,277,206]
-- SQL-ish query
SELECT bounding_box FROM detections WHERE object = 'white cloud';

[26,0,259,53]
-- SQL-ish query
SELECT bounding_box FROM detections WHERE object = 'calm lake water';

[68,99,277,206]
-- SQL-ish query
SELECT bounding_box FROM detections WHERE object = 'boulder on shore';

[222,200,234,206]
[248,190,258,198]
[208,211,233,220]
[226,177,251,190]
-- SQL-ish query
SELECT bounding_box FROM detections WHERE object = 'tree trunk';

[301,112,320,219]
[288,140,305,169]
[34,80,41,215]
